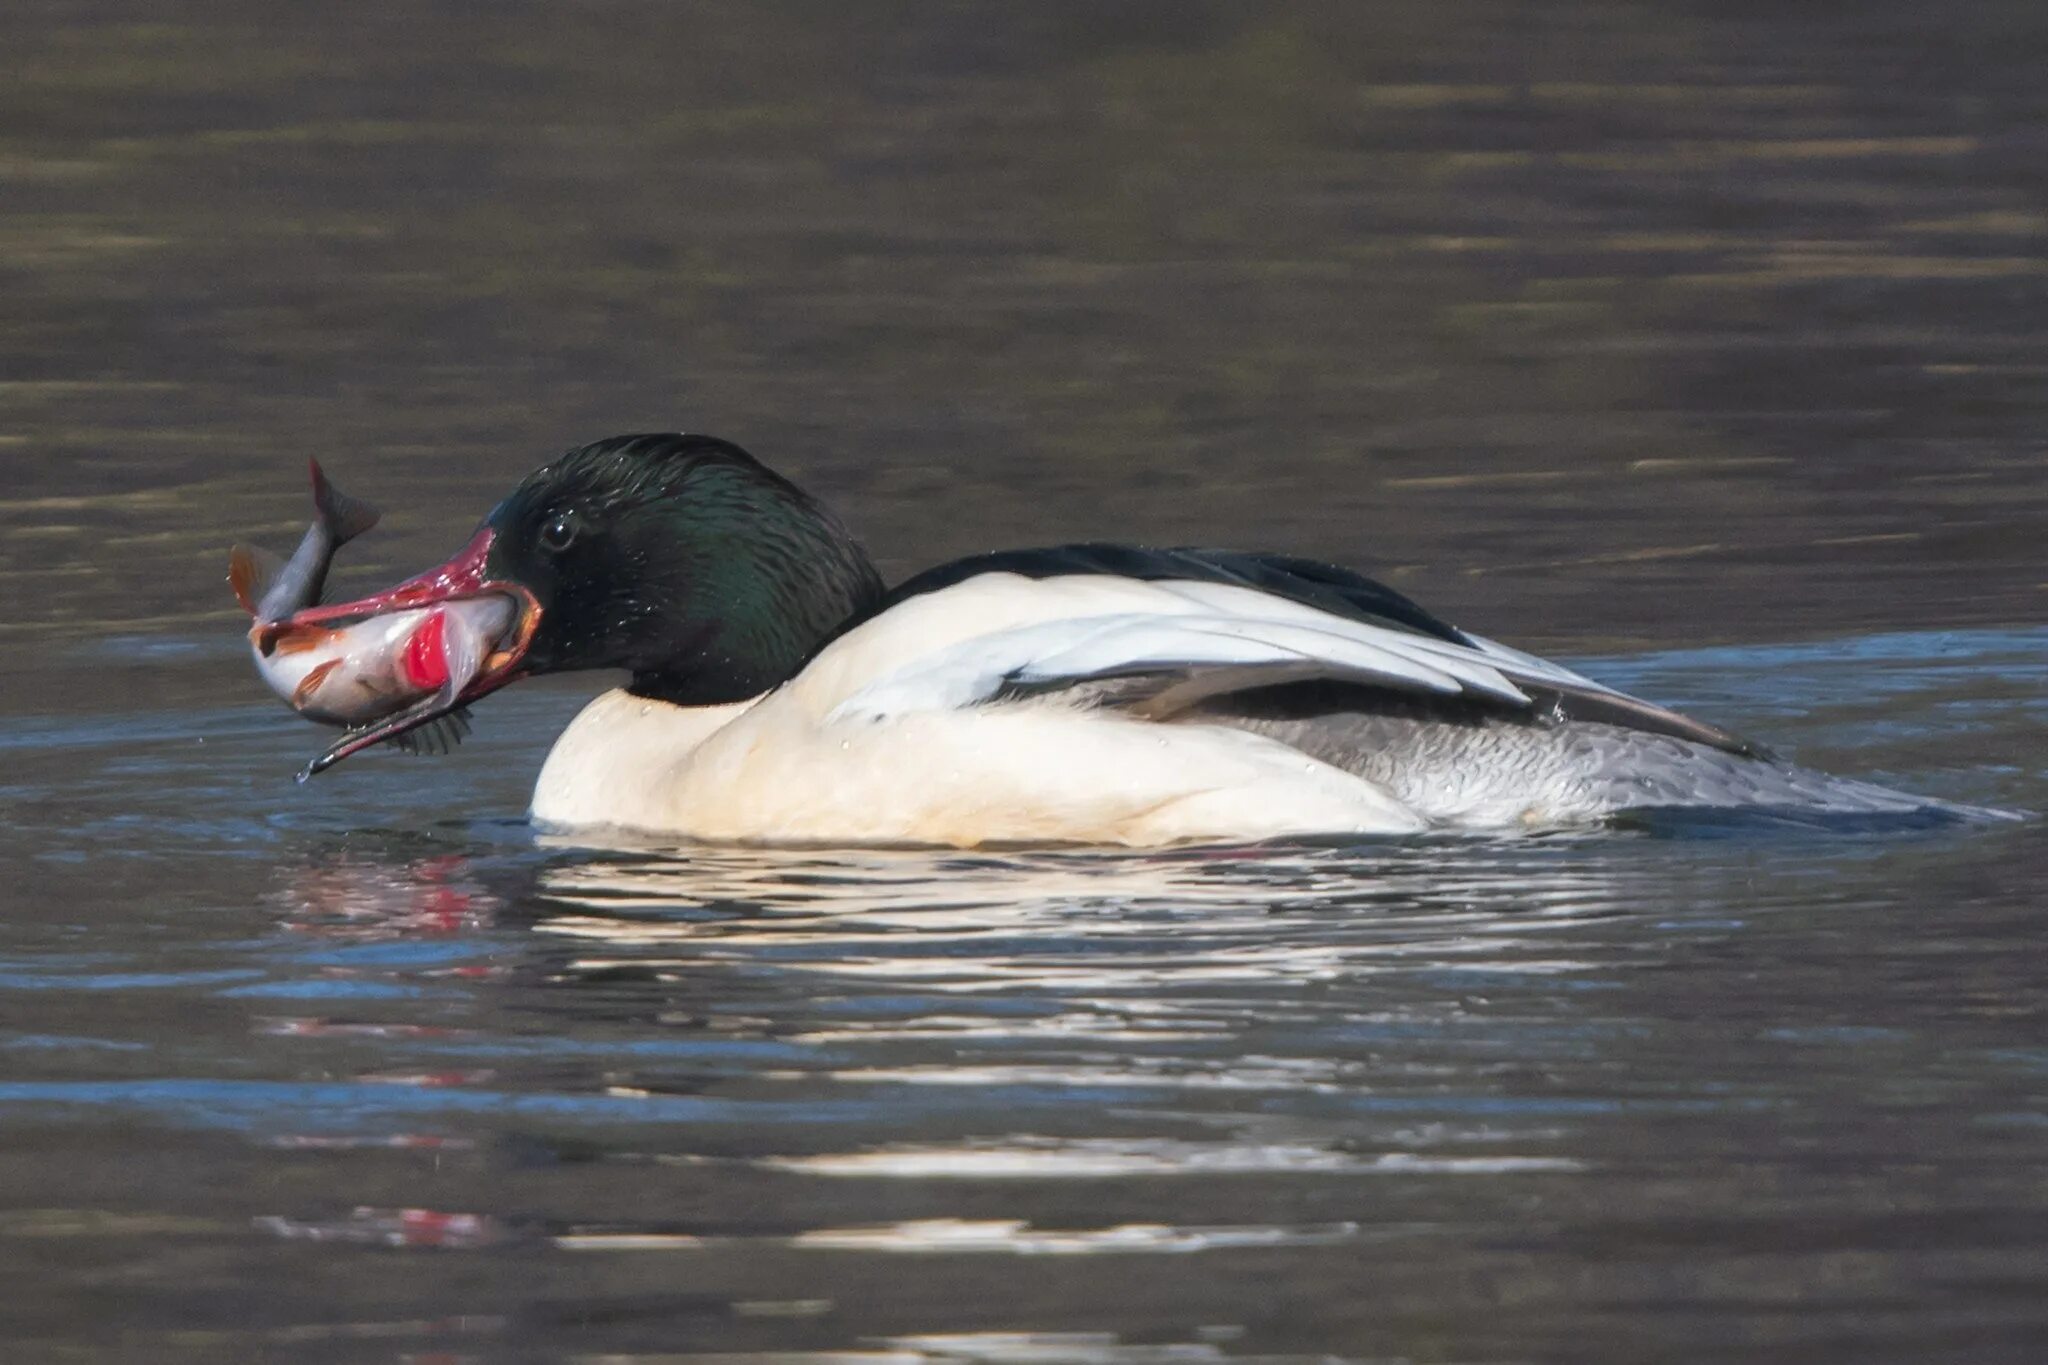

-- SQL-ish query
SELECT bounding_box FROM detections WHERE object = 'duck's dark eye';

[539,512,580,553]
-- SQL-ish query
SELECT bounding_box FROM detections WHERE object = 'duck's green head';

[477,433,884,703]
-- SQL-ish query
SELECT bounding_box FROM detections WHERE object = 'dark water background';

[3,3,2047,1361]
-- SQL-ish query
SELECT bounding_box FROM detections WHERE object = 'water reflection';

[231,837,1654,1235]
[236,835,1696,1203]
[267,846,505,940]
[530,838,1642,966]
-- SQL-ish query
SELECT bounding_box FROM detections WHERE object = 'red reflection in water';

[258,1018,472,1039]
[256,1206,504,1249]
[272,852,500,939]
[354,1069,497,1087]
[264,1134,474,1150]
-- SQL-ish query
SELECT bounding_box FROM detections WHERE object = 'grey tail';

[309,459,381,546]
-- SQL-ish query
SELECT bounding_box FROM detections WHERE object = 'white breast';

[529,685,1425,846]
[530,689,757,831]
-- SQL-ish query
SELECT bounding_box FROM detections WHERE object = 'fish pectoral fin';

[291,658,342,708]
[228,544,287,617]
[390,706,474,757]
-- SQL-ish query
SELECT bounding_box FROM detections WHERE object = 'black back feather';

[836,544,1473,647]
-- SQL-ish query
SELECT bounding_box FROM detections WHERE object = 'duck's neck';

[532,688,758,831]
[624,478,885,707]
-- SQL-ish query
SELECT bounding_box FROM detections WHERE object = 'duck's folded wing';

[819,571,1758,756]
[828,608,1530,721]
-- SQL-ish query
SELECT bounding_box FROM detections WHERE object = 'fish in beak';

[230,465,540,779]
[270,528,542,779]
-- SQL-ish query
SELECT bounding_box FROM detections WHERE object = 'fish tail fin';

[309,459,381,546]
[228,544,287,616]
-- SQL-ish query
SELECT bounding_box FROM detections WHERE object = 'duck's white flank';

[532,684,1424,846]
[527,570,1522,845]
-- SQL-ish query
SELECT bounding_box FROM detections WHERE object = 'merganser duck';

[285,432,1958,845]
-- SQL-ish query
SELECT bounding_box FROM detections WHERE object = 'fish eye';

[539,511,580,553]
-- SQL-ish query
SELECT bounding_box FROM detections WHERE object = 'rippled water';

[4,3,2048,1362]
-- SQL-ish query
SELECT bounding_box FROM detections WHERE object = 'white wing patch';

[1134,580,1612,696]
[820,572,1616,726]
